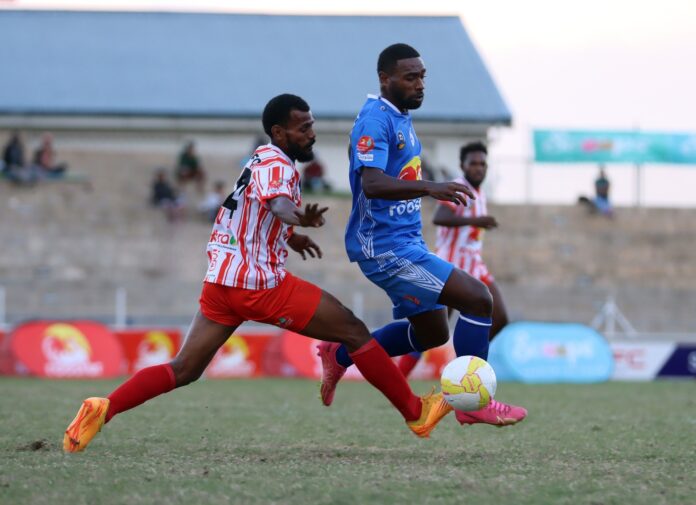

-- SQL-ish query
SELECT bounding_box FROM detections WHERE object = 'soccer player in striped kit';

[63,94,453,453]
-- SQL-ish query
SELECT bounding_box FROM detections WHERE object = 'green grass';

[1,378,694,505]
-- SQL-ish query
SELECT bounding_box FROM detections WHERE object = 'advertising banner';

[657,344,696,377]
[488,322,614,383]
[534,129,696,164]
[0,329,15,375]
[610,341,676,381]
[115,329,182,374]
[205,332,274,378]
[10,321,124,378]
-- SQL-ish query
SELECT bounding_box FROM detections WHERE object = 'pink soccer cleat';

[455,399,527,426]
[316,342,347,406]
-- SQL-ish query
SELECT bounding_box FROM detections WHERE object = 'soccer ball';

[440,355,497,411]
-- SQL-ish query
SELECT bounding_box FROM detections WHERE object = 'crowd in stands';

[150,141,228,223]
[2,131,69,184]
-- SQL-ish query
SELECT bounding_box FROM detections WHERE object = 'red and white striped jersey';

[204,144,301,290]
[434,177,488,262]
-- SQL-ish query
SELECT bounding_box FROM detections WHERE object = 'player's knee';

[169,359,204,387]
[335,311,371,351]
[467,282,493,316]
[414,327,449,350]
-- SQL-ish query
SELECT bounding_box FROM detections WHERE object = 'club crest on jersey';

[397,131,406,150]
[357,135,375,162]
[268,167,284,190]
[397,156,422,181]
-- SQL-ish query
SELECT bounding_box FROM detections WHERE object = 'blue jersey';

[344,95,425,262]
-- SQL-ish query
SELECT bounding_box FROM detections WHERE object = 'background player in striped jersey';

[317,43,526,427]
[63,94,453,453]
[398,141,510,377]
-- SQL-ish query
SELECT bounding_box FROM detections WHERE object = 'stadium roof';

[0,10,511,124]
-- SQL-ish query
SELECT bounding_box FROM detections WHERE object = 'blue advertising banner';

[488,322,613,383]
[657,345,696,378]
[534,130,696,164]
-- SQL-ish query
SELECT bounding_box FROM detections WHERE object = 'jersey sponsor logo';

[409,128,416,146]
[397,156,422,181]
[397,131,406,150]
[209,229,237,246]
[357,135,375,162]
[388,198,421,216]
[357,136,375,154]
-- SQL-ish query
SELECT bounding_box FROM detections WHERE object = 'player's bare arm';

[361,167,474,204]
[268,197,328,227]
[432,205,498,229]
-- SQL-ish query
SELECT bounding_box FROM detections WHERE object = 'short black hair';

[460,141,488,162]
[377,43,420,74]
[262,94,310,137]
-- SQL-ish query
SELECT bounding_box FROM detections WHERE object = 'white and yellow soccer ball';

[440,355,497,411]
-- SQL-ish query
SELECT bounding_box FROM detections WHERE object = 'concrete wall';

[1,143,694,333]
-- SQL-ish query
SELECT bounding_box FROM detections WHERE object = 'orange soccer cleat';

[63,397,110,453]
[407,389,454,438]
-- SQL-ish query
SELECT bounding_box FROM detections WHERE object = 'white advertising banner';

[610,341,676,381]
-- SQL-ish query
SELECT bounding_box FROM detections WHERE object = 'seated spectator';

[33,133,68,178]
[151,168,185,221]
[176,141,205,192]
[197,180,226,222]
[301,159,331,193]
[578,165,614,218]
[2,131,36,184]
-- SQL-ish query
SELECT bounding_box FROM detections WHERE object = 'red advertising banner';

[205,332,274,378]
[0,329,15,375]
[280,331,322,379]
[10,321,124,378]
[115,329,182,374]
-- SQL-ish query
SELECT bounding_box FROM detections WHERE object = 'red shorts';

[199,272,323,332]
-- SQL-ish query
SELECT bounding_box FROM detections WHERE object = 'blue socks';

[333,314,491,367]
[335,321,424,368]
[453,313,492,360]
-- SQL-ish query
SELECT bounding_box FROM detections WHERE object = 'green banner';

[534,130,696,164]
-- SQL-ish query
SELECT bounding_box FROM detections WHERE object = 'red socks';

[398,354,420,378]
[349,339,422,422]
[105,363,176,423]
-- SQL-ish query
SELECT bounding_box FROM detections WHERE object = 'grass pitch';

[1,378,694,505]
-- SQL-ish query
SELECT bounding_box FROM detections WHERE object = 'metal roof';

[0,10,511,124]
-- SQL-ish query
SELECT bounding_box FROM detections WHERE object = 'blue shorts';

[358,244,454,319]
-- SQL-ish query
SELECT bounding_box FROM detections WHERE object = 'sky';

[4,0,696,206]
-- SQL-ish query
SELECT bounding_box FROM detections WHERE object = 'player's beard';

[290,140,315,162]
[403,93,424,110]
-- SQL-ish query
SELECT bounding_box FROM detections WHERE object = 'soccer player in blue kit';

[318,43,526,426]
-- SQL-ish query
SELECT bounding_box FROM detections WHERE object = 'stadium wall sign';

[534,129,696,164]
[10,321,124,378]
[610,341,676,381]
[115,329,182,374]
[205,332,274,378]
[487,322,614,383]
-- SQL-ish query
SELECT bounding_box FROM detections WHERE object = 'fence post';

[115,287,127,328]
